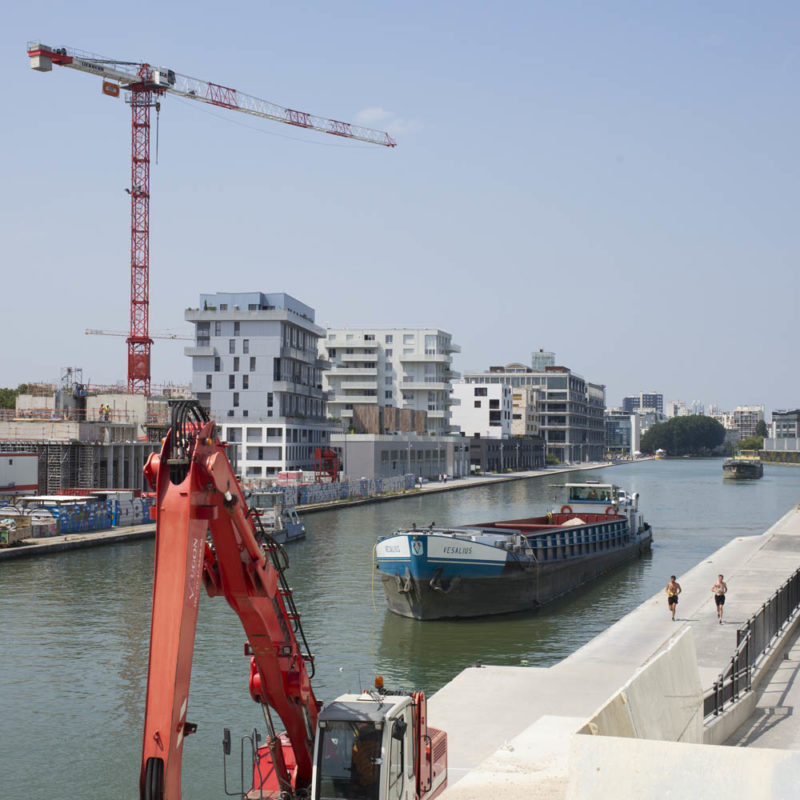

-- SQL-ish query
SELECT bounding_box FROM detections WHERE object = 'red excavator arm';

[139,401,318,800]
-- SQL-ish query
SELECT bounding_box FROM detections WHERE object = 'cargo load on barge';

[375,482,653,620]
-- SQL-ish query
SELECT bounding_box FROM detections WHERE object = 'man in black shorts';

[711,574,727,624]
[666,575,681,621]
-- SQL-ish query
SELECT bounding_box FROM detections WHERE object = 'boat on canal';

[722,450,764,480]
[375,482,653,620]
[248,488,306,544]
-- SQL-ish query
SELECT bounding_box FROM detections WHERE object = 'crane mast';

[27,42,396,394]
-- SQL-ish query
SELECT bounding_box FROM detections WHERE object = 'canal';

[1,459,798,798]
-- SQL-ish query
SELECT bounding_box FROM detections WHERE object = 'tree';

[0,388,16,409]
[738,436,763,452]
[640,415,726,456]
[755,419,769,438]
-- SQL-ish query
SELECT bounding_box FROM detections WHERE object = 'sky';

[2,2,798,411]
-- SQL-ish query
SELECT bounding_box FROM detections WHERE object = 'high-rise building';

[531,349,556,372]
[622,392,664,415]
[321,328,460,435]
[185,292,331,478]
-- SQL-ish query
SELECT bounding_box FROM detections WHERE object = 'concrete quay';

[430,505,800,799]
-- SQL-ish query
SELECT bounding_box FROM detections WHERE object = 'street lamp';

[500,441,504,473]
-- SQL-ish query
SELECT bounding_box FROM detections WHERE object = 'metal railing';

[704,566,800,718]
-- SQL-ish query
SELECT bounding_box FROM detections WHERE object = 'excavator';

[139,401,447,800]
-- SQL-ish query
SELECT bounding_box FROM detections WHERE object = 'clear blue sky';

[2,2,798,410]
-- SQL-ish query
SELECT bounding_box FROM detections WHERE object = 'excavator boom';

[139,401,318,800]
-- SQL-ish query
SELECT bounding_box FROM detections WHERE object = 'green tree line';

[640,415,726,456]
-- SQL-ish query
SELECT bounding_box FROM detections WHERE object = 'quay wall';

[579,628,703,743]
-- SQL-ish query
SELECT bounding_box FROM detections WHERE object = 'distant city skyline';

[3,4,798,412]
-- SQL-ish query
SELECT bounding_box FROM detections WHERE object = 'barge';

[375,483,653,620]
[723,451,764,480]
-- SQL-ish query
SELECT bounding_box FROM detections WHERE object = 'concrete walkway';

[727,626,800,750]
[429,506,800,798]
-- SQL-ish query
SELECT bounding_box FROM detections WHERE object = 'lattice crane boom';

[27,42,396,396]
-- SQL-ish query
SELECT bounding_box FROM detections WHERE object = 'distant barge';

[375,483,653,620]
[723,451,764,480]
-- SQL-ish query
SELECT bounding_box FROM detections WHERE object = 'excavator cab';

[311,692,436,800]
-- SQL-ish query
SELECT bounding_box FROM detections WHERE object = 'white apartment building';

[185,292,332,479]
[450,382,513,438]
[321,328,460,436]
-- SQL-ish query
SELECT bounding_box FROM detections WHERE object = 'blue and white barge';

[375,483,653,620]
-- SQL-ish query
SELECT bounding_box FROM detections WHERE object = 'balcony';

[280,345,319,362]
[272,381,326,399]
[399,353,450,363]
[337,395,378,404]
[185,345,215,357]
[339,352,378,363]
[327,367,377,377]
[399,381,451,391]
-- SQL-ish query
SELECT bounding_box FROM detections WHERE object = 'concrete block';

[567,733,800,799]
[582,629,703,743]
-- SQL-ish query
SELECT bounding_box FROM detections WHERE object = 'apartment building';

[185,291,331,478]
[622,392,664,415]
[461,360,606,463]
[450,382,513,438]
[321,328,460,435]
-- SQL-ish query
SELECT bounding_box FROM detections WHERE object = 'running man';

[711,574,728,624]
[666,575,682,621]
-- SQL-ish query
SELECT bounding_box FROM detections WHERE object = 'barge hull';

[381,530,653,620]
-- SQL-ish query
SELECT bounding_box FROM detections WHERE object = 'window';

[233,392,239,407]
[250,357,256,371]
[385,376,393,385]
[385,390,393,399]
[403,334,414,344]
[234,321,240,336]
[214,357,221,372]
[214,321,222,336]
[229,339,235,354]
[233,357,240,371]
[267,393,273,407]
[243,339,249,354]
[242,375,249,389]
[205,375,212,389]
[474,400,482,408]
[226,427,242,442]
[229,375,235,389]
[385,334,393,343]
[219,303,228,311]
[474,387,487,397]
[489,399,500,409]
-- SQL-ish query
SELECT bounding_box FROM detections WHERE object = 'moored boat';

[375,482,653,620]
[722,451,764,480]
[249,488,306,544]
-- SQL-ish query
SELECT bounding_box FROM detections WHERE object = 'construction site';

[0,368,190,494]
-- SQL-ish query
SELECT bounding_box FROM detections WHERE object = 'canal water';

[2,459,798,798]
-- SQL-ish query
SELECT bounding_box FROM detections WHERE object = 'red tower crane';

[27,42,396,396]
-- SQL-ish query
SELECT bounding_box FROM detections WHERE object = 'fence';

[264,475,416,508]
[704,566,800,718]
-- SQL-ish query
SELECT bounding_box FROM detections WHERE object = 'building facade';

[604,409,640,457]
[730,405,765,439]
[461,360,606,463]
[185,292,331,477]
[622,392,664,415]
[450,382,512,438]
[321,328,460,436]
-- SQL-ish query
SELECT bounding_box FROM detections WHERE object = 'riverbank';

[0,460,628,559]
